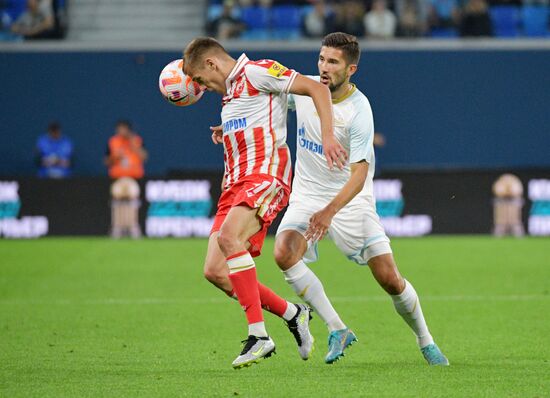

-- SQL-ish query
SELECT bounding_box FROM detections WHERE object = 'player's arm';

[305,101,374,241]
[210,125,223,144]
[304,161,368,242]
[289,75,347,170]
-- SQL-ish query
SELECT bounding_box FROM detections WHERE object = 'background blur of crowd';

[0,0,548,42]
[0,0,66,40]
[206,0,550,39]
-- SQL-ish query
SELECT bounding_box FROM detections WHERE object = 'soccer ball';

[158,59,204,107]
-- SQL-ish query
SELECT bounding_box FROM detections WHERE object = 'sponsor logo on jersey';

[223,117,247,132]
[267,62,288,78]
[298,124,323,155]
[299,137,324,155]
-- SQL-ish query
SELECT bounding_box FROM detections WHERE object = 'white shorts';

[277,195,391,265]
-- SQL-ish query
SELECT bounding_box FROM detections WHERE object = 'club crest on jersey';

[234,78,245,96]
[267,62,288,78]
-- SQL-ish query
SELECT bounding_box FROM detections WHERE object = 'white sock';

[391,280,434,348]
[282,302,298,321]
[248,321,268,338]
[283,260,346,332]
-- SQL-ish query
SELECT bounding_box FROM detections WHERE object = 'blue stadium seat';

[522,5,549,37]
[271,5,301,40]
[489,6,521,37]
[240,5,270,40]
[5,0,26,21]
[430,27,459,38]
[241,6,269,30]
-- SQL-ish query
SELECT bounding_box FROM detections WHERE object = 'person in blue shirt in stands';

[35,121,73,178]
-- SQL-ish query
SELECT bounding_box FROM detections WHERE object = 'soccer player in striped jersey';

[183,37,347,368]
[274,32,449,366]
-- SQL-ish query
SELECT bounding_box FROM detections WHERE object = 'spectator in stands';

[10,0,54,40]
[364,0,397,38]
[206,0,245,40]
[428,0,461,32]
[35,121,73,179]
[333,0,367,37]
[302,0,336,37]
[460,0,493,36]
[104,120,147,180]
[395,0,429,36]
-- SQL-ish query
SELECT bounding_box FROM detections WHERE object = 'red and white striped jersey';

[220,53,296,189]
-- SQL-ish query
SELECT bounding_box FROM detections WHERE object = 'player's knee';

[370,256,404,295]
[380,274,403,295]
[216,228,238,255]
[203,266,227,287]
[274,232,305,270]
[274,242,298,270]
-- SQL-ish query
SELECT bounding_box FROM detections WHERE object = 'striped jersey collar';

[225,53,249,94]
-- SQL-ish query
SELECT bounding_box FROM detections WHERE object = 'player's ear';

[348,64,358,77]
[205,57,217,71]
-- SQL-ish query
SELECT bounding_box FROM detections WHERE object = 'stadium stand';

[67,0,204,42]
[2,0,549,41]
[205,0,549,40]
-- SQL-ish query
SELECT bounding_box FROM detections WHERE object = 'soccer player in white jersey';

[274,32,449,366]
[182,38,347,368]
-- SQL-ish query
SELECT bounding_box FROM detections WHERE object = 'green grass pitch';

[1,237,549,397]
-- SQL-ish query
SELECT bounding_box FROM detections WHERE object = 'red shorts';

[211,174,290,257]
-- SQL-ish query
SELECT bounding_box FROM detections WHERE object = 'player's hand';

[210,125,223,144]
[305,206,336,243]
[323,135,347,170]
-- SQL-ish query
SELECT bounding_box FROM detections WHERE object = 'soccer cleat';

[421,343,449,366]
[325,328,357,364]
[285,304,314,360]
[232,335,276,369]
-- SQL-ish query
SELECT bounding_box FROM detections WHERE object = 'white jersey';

[220,53,297,189]
[289,76,376,205]
[280,77,390,265]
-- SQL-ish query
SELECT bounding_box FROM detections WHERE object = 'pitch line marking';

[0,294,548,306]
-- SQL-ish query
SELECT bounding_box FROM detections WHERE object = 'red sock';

[258,282,288,317]
[227,251,263,325]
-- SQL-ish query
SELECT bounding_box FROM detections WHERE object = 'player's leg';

[367,250,449,366]
[275,230,347,332]
[217,205,278,368]
[204,231,301,323]
[275,201,353,363]
[203,232,234,294]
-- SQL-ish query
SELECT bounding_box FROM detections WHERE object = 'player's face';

[185,59,225,95]
[318,47,355,93]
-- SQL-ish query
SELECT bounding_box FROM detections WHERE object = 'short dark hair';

[116,120,132,130]
[183,37,228,70]
[48,121,61,132]
[321,32,360,65]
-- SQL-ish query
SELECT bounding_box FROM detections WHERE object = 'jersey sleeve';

[244,60,298,94]
[349,102,375,164]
